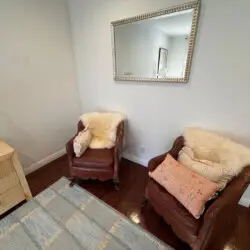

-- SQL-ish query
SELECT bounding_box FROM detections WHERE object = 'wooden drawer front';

[0,185,25,215]
[0,172,20,194]
[0,157,15,178]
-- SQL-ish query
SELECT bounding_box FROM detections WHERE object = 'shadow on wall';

[0,110,35,167]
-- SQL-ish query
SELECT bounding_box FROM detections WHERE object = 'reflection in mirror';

[112,1,200,83]
[157,48,169,78]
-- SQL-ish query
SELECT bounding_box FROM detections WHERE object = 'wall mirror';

[111,1,200,83]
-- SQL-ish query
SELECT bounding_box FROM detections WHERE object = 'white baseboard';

[122,152,148,167]
[24,148,66,175]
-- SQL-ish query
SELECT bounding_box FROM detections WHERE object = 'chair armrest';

[66,137,76,167]
[148,136,184,172]
[66,121,84,167]
[195,166,250,250]
[113,121,125,179]
[209,166,249,212]
[148,153,167,172]
[77,120,85,133]
[204,165,250,220]
[115,122,124,152]
[66,120,85,166]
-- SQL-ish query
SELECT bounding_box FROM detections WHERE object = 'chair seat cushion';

[72,148,114,170]
[147,178,201,245]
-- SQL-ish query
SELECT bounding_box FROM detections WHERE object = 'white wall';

[0,0,81,173]
[68,0,250,167]
[167,36,189,77]
[116,24,169,77]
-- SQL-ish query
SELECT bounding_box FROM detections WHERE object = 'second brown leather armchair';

[145,136,250,250]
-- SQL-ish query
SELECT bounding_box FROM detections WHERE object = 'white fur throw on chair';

[80,112,126,149]
[178,127,250,189]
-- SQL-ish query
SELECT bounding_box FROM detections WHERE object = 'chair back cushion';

[149,154,219,219]
[178,146,229,190]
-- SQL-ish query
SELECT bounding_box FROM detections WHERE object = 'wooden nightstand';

[0,140,32,215]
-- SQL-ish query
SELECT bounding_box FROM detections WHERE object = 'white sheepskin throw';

[80,112,126,149]
[179,127,250,188]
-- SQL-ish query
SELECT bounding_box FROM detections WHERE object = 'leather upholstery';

[72,148,114,170]
[66,120,124,182]
[147,179,200,244]
[146,136,250,250]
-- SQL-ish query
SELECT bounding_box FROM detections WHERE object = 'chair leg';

[69,177,81,187]
[141,196,148,208]
[113,178,120,191]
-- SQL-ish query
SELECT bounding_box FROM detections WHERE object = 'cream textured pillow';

[178,146,230,190]
[73,128,92,157]
[149,154,219,219]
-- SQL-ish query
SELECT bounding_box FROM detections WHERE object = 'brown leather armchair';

[66,120,124,188]
[145,136,250,250]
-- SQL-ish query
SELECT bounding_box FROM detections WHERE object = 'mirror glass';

[112,2,200,82]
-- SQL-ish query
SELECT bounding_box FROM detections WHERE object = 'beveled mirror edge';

[111,0,201,83]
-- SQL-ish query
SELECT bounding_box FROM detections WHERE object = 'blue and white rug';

[0,177,175,250]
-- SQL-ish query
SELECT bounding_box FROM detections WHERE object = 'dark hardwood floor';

[26,156,250,250]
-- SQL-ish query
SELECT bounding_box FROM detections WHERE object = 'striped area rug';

[0,177,175,250]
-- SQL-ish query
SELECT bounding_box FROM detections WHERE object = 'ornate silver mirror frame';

[111,0,200,83]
